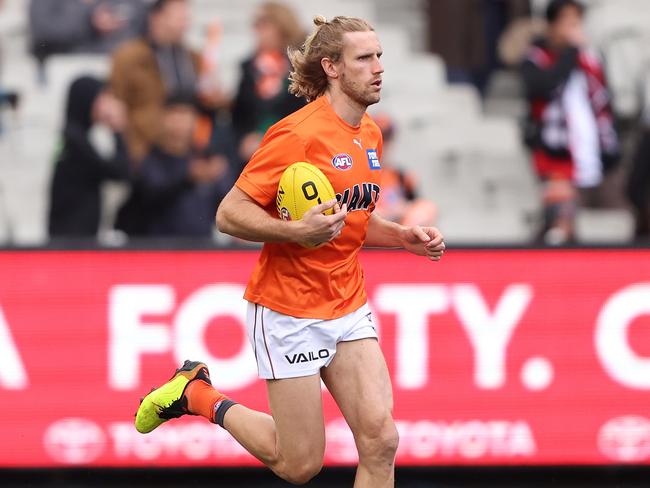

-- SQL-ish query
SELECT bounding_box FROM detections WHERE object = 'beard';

[340,72,381,108]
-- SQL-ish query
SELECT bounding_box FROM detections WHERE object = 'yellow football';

[276,162,336,221]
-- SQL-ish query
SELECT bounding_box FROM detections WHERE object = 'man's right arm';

[216,186,347,246]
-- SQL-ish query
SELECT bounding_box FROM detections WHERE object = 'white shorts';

[246,302,378,379]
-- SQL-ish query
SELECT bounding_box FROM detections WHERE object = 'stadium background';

[1,0,650,486]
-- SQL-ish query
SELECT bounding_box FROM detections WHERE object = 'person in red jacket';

[521,0,619,244]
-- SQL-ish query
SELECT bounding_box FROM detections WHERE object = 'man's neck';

[325,89,365,128]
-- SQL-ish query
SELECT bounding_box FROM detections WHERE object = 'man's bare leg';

[321,338,398,488]
[220,374,326,484]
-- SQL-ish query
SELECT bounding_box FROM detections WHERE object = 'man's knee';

[275,456,323,485]
[356,415,400,463]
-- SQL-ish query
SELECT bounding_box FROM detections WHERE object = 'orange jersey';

[236,96,383,319]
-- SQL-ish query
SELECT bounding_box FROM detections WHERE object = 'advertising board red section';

[1,249,649,467]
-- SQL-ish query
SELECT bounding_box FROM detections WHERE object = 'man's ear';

[321,57,339,79]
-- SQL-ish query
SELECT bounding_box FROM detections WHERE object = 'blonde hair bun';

[313,15,328,27]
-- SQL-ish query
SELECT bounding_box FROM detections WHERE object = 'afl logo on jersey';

[332,153,353,171]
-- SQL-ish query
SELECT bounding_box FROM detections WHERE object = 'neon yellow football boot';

[135,360,211,434]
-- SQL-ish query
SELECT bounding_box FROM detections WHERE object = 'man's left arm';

[364,213,445,261]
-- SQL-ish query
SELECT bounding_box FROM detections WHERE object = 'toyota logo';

[598,415,650,463]
[44,418,106,465]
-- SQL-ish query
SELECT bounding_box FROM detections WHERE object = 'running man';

[135,16,445,487]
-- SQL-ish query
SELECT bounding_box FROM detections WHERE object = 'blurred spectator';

[29,0,151,62]
[231,1,306,165]
[48,75,129,238]
[372,113,437,227]
[626,108,650,241]
[520,0,619,244]
[110,0,204,164]
[194,18,232,151]
[427,0,531,95]
[115,101,233,237]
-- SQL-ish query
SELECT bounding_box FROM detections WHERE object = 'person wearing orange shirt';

[135,16,445,487]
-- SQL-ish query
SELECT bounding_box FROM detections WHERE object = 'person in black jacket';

[520,0,619,244]
[141,144,234,237]
[115,100,234,237]
[48,75,129,238]
[231,2,306,167]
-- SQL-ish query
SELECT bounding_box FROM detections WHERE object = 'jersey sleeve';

[235,128,307,207]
